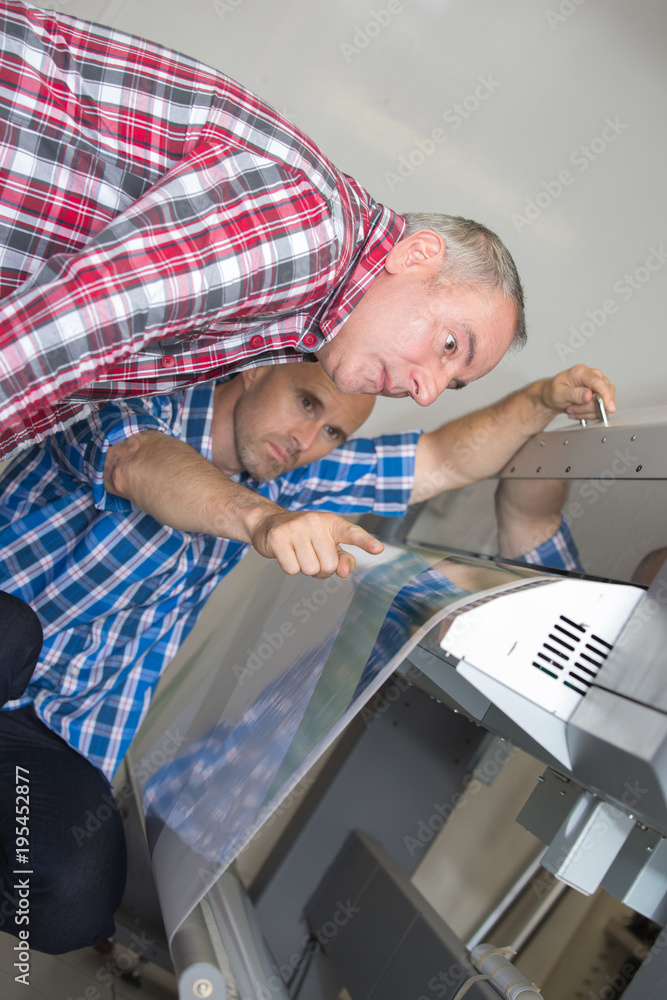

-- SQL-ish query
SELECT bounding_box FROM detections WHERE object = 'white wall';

[42,0,666,437]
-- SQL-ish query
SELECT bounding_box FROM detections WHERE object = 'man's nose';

[410,371,439,407]
[293,421,320,452]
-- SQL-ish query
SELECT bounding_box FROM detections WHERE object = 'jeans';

[0,593,127,954]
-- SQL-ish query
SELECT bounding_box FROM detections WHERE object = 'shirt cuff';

[86,402,176,511]
[517,517,583,572]
[371,430,422,515]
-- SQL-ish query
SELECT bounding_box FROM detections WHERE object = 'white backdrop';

[34,0,666,437]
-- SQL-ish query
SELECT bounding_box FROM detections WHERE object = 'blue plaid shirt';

[0,383,419,777]
[0,382,580,779]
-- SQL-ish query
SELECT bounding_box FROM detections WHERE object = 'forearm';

[103,430,384,577]
[104,431,281,543]
[411,364,615,505]
[495,478,568,559]
[411,379,558,503]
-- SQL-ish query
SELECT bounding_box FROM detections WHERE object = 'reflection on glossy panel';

[130,544,547,940]
[410,477,667,585]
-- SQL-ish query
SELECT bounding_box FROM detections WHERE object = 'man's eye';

[325,425,339,440]
[301,396,313,410]
[444,333,457,354]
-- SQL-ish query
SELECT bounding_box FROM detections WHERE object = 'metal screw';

[636,465,643,472]
[601,436,607,443]
[563,440,569,445]
[540,441,545,447]
[510,466,516,473]
[193,980,213,999]
[631,434,637,441]
[536,466,541,473]
[537,775,545,783]
[565,466,571,473]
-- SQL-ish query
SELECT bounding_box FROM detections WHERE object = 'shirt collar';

[318,203,406,342]
[181,382,217,463]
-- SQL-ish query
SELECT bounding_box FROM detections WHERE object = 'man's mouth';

[268,441,292,465]
[379,374,410,399]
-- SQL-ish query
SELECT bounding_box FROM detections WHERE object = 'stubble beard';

[233,425,296,482]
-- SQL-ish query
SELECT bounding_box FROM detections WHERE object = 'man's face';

[230,364,375,481]
[316,238,518,406]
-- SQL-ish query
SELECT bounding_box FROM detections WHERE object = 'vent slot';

[574,662,597,678]
[548,632,576,652]
[532,613,615,699]
[580,651,604,668]
[543,642,569,661]
[560,615,586,633]
[533,662,559,680]
[569,670,593,688]
[554,622,583,643]
[538,651,564,670]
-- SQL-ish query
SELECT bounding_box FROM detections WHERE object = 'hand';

[249,509,384,578]
[541,365,616,421]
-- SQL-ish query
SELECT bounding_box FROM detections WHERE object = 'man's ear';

[240,366,266,390]
[384,229,445,275]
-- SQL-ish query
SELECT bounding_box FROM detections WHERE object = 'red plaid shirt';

[0,1,404,457]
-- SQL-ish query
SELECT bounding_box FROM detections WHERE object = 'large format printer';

[116,409,667,1000]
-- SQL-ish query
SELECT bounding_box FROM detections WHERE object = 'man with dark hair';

[0,358,610,953]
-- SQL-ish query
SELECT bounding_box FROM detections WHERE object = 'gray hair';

[402,212,526,349]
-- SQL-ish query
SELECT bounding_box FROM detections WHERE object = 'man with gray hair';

[0,0,527,467]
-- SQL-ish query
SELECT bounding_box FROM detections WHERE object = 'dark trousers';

[0,593,127,954]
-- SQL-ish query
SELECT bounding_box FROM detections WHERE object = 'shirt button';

[250,334,265,349]
[302,333,318,348]
[161,354,176,368]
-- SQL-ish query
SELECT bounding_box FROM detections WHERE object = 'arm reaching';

[411,365,615,504]
[103,431,383,578]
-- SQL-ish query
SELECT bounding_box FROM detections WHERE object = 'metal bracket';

[499,422,666,479]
